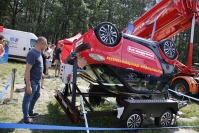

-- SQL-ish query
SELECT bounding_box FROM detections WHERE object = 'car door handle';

[23,47,26,51]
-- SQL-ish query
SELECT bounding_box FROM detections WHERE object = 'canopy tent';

[0,26,3,32]
[57,33,82,48]
[58,33,82,62]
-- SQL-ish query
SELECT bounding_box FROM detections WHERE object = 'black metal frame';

[54,52,119,118]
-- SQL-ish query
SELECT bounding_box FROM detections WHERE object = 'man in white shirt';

[45,42,52,75]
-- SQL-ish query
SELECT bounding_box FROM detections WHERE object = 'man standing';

[54,43,64,77]
[45,42,52,75]
[22,37,47,124]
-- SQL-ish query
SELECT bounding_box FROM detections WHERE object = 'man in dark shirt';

[54,43,64,77]
[22,37,47,124]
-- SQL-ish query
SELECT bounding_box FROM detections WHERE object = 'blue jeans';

[22,80,40,120]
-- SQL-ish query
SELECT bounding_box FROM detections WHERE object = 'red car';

[73,22,178,95]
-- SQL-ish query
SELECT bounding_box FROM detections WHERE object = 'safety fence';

[0,123,198,131]
[0,75,12,100]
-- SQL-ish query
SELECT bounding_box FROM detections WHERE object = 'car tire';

[160,40,177,60]
[154,109,173,127]
[171,79,189,98]
[94,22,121,47]
[121,110,143,128]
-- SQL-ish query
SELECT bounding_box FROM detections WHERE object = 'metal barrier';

[0,68,18,103]
[0,75,12,100]
[168,89,199,102]
[10,68,17,99]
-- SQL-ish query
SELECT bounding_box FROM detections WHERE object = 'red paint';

[187,42,193,66]
[0,26,3,32]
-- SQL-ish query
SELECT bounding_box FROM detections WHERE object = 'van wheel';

[94,22,121,47]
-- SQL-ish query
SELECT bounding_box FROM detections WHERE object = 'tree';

[0,0,12,26]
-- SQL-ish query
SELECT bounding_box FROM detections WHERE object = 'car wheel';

[155,110,173,127]
[160,40,177,60]
[94,22,121,47]
[121,110,143,128]
[88,84,105,106]
[171,79,189,98]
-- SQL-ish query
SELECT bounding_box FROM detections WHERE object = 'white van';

[0,28,38,61]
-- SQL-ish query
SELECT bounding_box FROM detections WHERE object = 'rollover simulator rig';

[55,51,185,128]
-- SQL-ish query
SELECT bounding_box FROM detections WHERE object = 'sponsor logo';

[127,46,154,59]
[10,37,19,42]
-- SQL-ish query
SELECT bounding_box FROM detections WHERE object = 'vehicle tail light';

[89,53,105,62]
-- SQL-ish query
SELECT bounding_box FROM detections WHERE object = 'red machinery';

[125,0,199,96]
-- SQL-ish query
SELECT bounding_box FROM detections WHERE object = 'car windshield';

[88,64,164,94]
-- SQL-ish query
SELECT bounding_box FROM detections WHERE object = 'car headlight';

[89,53,105,62]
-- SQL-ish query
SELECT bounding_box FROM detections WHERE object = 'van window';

[30,39,37,47]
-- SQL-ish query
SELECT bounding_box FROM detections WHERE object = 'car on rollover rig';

[73,22,178,96]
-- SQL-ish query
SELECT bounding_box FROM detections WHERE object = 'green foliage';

[0,0,156,44]
[180,103,199,118]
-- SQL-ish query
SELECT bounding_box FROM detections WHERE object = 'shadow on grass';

[8,59,26,64]
[30,101,88,133]
[15,87,25,93]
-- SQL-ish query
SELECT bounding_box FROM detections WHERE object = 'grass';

[0,60,199,133]
[178,103,199,131]
[180,103,199,118]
